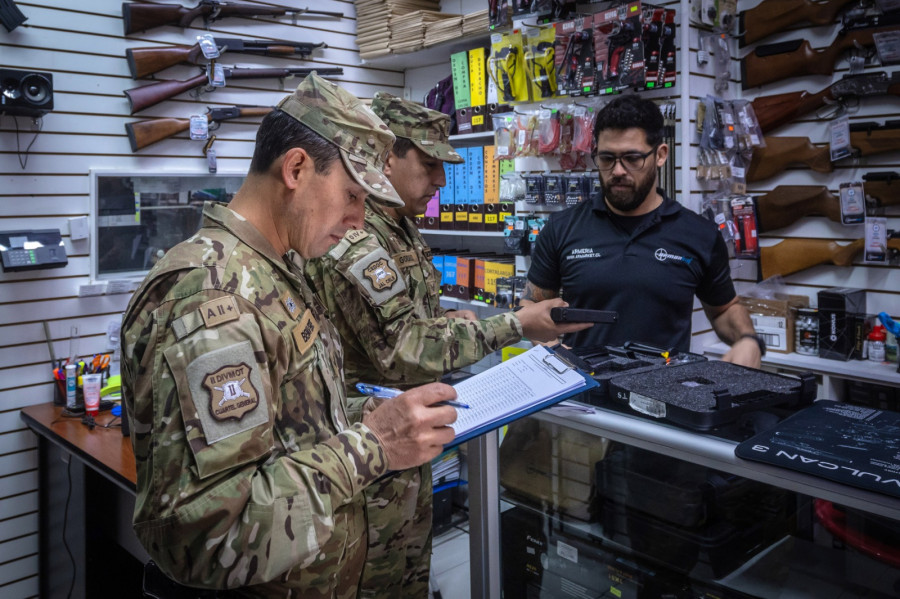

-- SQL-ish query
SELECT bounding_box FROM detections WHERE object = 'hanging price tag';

[830,116,852,162]
[864,216,888,263]
[207,63,226,87]
[189,115,209,140]
[840,181,866,225]
[197,34,220,59]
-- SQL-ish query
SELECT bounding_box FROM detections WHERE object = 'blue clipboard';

[444,347,599,449]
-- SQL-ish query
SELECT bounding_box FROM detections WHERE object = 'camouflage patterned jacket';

[121,202,388,597]
[306,201,523,403]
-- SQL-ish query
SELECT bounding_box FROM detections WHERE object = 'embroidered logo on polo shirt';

[654,248,693,265]
[566,247,602,260]
[204,363,259,421]
[363,258,398,291]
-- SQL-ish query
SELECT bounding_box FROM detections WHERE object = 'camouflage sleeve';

[310,239,524,382]
[123,289,388,588]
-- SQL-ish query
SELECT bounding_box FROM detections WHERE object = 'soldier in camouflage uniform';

[305,93,591,597]
[121,75,459,598]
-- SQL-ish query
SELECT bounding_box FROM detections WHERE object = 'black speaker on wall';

[0,68,53,117]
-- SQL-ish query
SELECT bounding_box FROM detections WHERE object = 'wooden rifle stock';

[852,126,900,157]
[126,44,204,79]
[755,186,840,233]
[126,106,273,151]
[123,2,290,35]
[124,67,340,113]
[750,87,834,134]
[125,73,208,113]
[761,238,900,279]
[747,137,832,182]
[752,74,900,134]
[742,25,888,89]
[738,0,857,47]
[864,176,900,209]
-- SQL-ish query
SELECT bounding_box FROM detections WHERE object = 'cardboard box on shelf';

[738,294,809,354]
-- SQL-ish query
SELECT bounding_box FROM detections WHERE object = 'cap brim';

[412,139,465,164]
[339,149,403,207]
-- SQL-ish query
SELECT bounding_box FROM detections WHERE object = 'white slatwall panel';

[688,1,900,354]
[0,1,402,596]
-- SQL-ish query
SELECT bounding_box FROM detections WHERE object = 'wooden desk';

[20,403,147,599]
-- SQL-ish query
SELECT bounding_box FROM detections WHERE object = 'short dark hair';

[249,109,340,175]
[390,136,417,159]
[592,94,664,155]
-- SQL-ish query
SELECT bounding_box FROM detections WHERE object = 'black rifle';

[123,0,343,35]
[124,66,343,113]
[742,11,900,89]
[0,0,27,32]
[126,105,274,151]
[127,39,327,79]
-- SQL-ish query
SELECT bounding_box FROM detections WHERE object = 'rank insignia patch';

[204,362,259,421]
[363,258,398,291]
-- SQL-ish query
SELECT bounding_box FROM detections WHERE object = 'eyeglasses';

[592,145,659,172]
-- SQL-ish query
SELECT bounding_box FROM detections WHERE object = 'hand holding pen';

[356,383,470,409]
[360,382,459,471]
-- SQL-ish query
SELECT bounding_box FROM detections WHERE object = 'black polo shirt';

[528,190,735,351]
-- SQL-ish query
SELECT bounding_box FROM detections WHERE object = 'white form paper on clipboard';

[448,345,594,446]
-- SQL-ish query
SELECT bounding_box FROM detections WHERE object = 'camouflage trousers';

[359,462,433,598]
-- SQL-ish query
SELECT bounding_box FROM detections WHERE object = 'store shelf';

[531,406,900,521]
[439,296,500,309]
[703,342,900,387]
[360,31,492,70]
[449,131,495,146]
[420,229,504,237]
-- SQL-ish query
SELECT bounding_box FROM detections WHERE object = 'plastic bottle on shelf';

[867,325,886,362]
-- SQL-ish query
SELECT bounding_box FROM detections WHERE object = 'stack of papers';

[354,0,446,59]
[461,9,489,36]
[391,10,457,53]
[425,15,463,46]
[431,448,461,486]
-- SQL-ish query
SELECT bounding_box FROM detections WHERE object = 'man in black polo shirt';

[521,94,763,367]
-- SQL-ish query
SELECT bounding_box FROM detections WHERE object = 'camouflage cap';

[370,92,464,164]
[277,73,403,207]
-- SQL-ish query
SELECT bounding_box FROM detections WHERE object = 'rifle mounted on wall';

[127,39,327,79]
[742,11,900,89]
[123,1,343,35]
[750,71,900,133]
[126,105,274,151]
[124,66,343,113]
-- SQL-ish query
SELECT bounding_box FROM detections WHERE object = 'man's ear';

[383,151,397,177]
[655,143,669,168]
[280,147,311,190]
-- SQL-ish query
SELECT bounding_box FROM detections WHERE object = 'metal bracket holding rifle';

[122,1,343,35]
[747,120,900,181]
[750,70,900,134]
[125,105,273,151]
[760,233,900,280]
[738,0,863,47]
[754,173,900,233]
[127,39,327,79]
[124,66,343,113]
[742,11,900,89]
[0,0,27,32]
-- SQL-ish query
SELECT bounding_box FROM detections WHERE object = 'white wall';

[0,1,402,596]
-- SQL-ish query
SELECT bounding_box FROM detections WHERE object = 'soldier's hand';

[362,383,458,471]
[514,298,594,343]
[445,309,478,321]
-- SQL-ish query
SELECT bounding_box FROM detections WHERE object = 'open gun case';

[559,343,816,431]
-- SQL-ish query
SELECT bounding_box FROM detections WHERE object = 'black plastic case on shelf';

[594,445,797,580]
[607,360,817,430]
